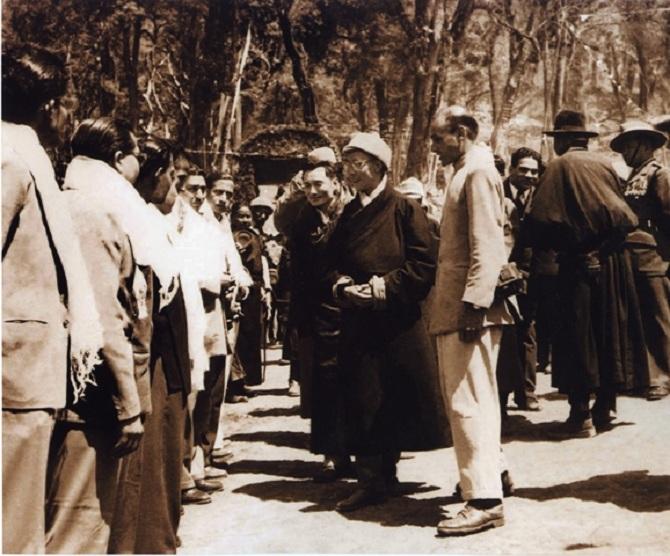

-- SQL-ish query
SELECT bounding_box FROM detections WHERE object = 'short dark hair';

[137,135,174,184]
[205,170,234,190]
[173,152,202,189]
[304,160,340,181]
[510,147,541,168]
[493,154,506,176]
[440,115,479,141]
[2,46,66,124]
[510,147,544,174]
[70,117,136,166]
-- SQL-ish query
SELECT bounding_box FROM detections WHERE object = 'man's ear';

[113,150,125,167]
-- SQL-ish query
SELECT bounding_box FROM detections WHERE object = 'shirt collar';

[358,175,388,206]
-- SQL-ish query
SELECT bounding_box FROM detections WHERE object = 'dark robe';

[234,227,264,386]
[527,148,647,395]
[278,197,347,455]
[327,187,447,455]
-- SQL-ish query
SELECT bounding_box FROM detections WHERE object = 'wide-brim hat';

[653,115,670,134]
[543,109,598,137]
[342,132,392,169]
[610,120,667,153]
[250,196,274,213]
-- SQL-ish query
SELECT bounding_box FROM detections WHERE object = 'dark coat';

[327,187,448,454]
[528,148,647,393]
[276,196,347,454]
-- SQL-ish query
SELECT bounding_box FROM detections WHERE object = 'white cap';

[395,177,425,200]
[343,132,392,169]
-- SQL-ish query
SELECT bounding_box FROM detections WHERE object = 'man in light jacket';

[429,106,513,536]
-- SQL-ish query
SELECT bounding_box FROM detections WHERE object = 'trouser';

[192,355,226,471]
[568,388,616,421]
[635,273,670,387]
[214,324,239,451]
[514,320,538,405]
[183,392,203,484]
[45,422,120,554]
[356,451,400,493]
[134,358,187,554]
[107,437,143,554]
[534,274,560,371]
[2,409,55,554]
[436,328,504,500]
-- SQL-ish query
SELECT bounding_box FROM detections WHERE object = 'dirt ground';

[179,347,670,555]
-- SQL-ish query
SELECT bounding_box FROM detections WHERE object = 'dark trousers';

[635,273,670,385]
[356,451,400,493]
[133,357,187,554]
[534,274,560,372]
[108,438,143,553]
[2,409,55,554]
[193,355,226,468]
[45,421,121,554]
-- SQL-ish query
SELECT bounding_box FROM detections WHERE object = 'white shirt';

[358,175,388,207]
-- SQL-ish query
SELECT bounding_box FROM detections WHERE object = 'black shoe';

[453,471,514,500]
[335,488,386,512]
[437,503,504,536]
[181,488,211,505]
[195,478,224,493]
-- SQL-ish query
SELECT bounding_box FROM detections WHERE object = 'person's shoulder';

[2,146,32,188]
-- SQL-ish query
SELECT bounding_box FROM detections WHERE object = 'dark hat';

[610,120,667,153]
[543,110,598,137]
[653,115,670,134]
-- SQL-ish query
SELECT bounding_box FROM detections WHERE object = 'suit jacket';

[62,185,141,424]
[2,140,68,409]
[429,145,513,336]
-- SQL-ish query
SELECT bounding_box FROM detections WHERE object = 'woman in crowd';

[230,202,265,392]
[275,147,354,482]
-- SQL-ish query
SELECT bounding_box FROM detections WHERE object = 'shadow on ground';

[501,416,635,444]
[234,478,450,528]
[230,430,310,450]
[515,470,670,512]
[228,458,321,479]
[249,406,300,418]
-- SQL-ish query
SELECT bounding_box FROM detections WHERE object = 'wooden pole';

[221,25,252,172]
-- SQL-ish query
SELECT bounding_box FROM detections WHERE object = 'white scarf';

[2,123,104,402]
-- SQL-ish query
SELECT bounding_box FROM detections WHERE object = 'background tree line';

[3,0,669,185]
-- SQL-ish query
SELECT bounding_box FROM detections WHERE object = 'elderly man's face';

[430,125,461,166]
[209,179,234,216]
[180,174,207,211]
[342,150,382,193]
[303,166,339,208]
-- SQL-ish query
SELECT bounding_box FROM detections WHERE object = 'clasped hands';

[337,275,386,309]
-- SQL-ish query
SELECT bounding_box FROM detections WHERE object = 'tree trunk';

[374,79,390,140]
[276,0,318,125]
[404,0,447,181]
[633,38,649,111]
[122,15,142,128]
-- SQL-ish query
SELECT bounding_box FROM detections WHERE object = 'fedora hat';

[610,120,667,153]
[653,115,670,134]
[543,109,598,137]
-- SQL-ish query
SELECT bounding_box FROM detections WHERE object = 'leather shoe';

[453,471,514,500]
[181,488,211,505]
[548,417,596,439]
[195,478,224,493]
[205,466,228,479]
[647,384,669,401]
[335,488,386,512]
[437,503,504,536]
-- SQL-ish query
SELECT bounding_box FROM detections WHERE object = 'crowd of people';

[2,44,670,553]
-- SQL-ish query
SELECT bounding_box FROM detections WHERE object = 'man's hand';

[369,275,386,310]
[114,415,144,457]
[458,302,486,343]
[342,284,373,308]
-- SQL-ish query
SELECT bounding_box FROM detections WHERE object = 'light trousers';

[436,327,504,500]
[2,409,55,554]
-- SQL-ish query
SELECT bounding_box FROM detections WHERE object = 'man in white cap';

[429,107,513,536]
[329,132,446,513]
[611,120,670,401]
